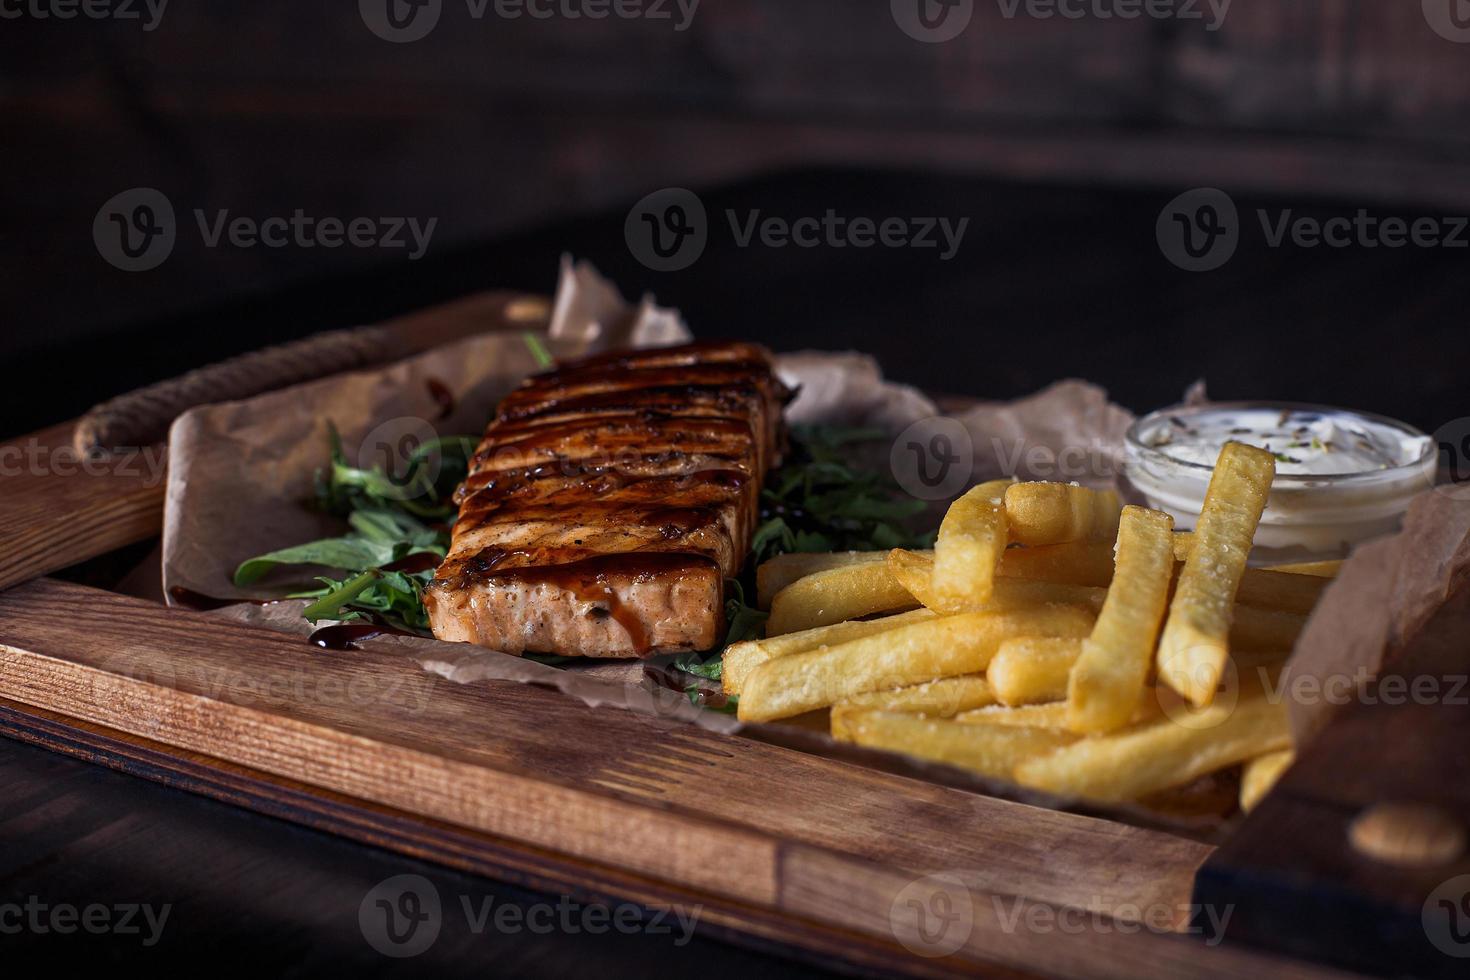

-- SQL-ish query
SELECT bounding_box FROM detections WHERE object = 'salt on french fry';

[834,675,995,717]
[834,710,1077,780]
[1013,687,1292,802]
[756,551,886,609]
[1003,483,1122,546]
[1157,442,1276,707]
[955,702,1070,730]
[722,608,937,696]
[931,479,1013,610]
[986,637,1083,706]
[766,561,918,636]
[1240,748,1295,812]
[1067,506,1175,734]
[737,606,1094,723]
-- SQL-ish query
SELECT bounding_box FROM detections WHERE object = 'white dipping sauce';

[1140,407,1432,477]
[1125,403,1437,561]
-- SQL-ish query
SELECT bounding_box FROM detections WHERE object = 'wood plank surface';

[0,577,1353,978]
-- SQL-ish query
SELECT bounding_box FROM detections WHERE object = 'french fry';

[835,710,1077,780]
[955,702,1070,729]
[835,675,995,717]
[1000,540,1116,588]
[722,608,937,696]
[890,548,1107,615]
[1013,688,1292,802]
[960,695,1164,730]
[766,562,918,636]
[932,479,1013,609]
[1240,749,1295,813]
[756,551,886,609]
[1157,442,1276,706]
[986,637,1083,706]
[1006,537,1323,615]
[1067,506,1175,734]
[737,606,1095,722]
[1003,483,1122,546]
[1267,560,1342,578]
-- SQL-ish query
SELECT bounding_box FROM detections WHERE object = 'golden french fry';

[722,608,937,696]
[766,562,918,636]
[737,607,1094,723]
[932,479,1012,609]
[890,549,1107,615]
[960,695,1164,730]
[1003,483,1122,546]
[1004,537,1322,616]
[835,675,995,717]
[1240,749,1295,812]
[999,540,1116,588]
[1171,531,1195,562]
[1267,560,1342,578]
[1067,506,1175,734]
[1013,688,1291,802]
[835,710,1077,780]
[986,637,1083,706]
[1157,442,1275,706]
[955,702,1070,729]
[756,551,886,609]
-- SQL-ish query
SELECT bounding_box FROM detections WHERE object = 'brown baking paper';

[158,260,1466,836]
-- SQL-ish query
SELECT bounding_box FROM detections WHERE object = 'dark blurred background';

[4,1,1470,433]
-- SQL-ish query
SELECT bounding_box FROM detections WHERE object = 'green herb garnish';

[233,424,476,631]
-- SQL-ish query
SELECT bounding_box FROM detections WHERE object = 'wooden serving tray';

[0,291,1457,976]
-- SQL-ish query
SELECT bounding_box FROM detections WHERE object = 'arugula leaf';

[235,424,471,631]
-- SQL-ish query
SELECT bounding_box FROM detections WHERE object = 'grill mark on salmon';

[424,341,788,658]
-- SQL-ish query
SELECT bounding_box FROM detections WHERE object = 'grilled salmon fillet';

[424,341,789,657]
